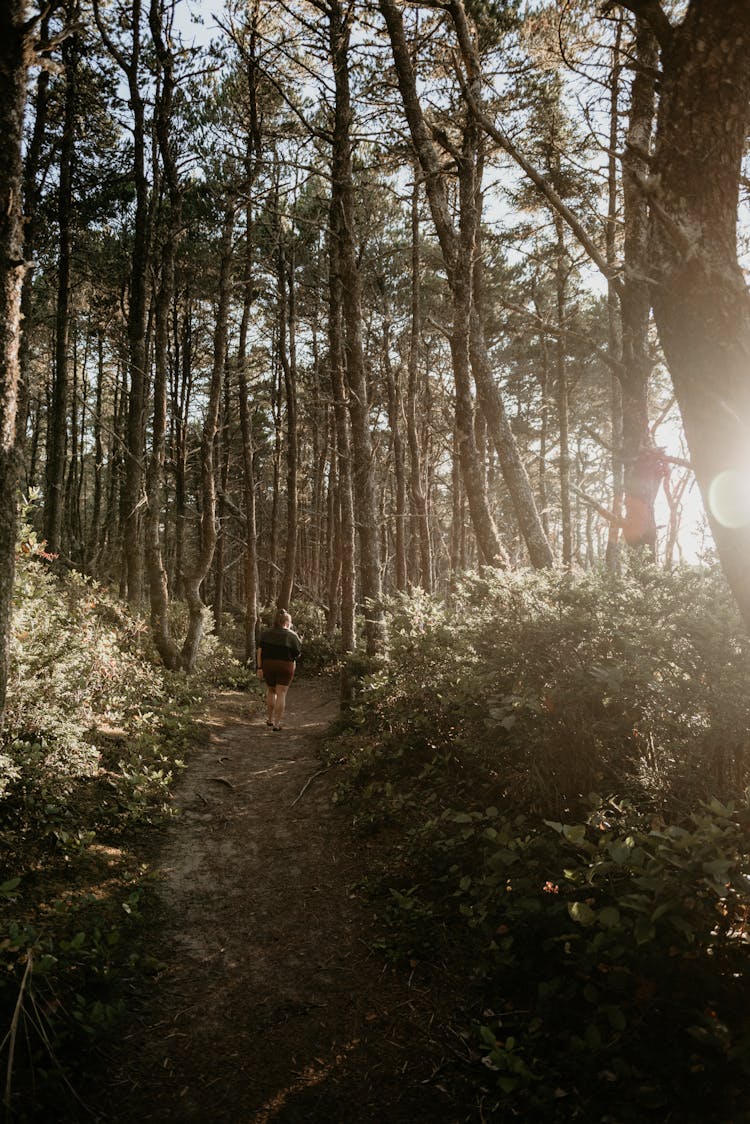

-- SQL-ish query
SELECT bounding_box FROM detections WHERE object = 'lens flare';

[708,469,750,529]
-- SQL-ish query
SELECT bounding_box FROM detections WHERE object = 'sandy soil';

[94,680,468,1123]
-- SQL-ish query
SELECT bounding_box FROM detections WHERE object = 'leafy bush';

[0,519,240,1117]
[358,796,750,1120]
[329,566,750,1120]
[339,566,750,812]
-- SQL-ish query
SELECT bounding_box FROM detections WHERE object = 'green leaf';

[562,824,587,844]
[598,906,621,929]
[568,900,596,926]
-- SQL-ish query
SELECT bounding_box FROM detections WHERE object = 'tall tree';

[329,0,386,654]
[380,0,553,569]
[94,0,152,606]
[610,0,750,625]
[0,1,34,720]
[44,13,78,555]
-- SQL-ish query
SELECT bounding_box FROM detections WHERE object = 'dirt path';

[99,680,463,1123]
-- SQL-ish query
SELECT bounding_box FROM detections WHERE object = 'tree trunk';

[631,0,750,623]
[181,206,234,669]
[620,16,660,554]
[145,227,181,668]
[327,205,356,654]
[605,18,624,571]
[18,9,50,472]
[0,0,30,721]
[144,0,182,668]
[382,315,407,591]
[554,215,572,567]
[44,28,77,555]
[406,177,432,591]
[96,0,151,606]
[330,0,385,655]
[237,226,259,661]
[380,0,551,569]
[277,230,298,611]
[87,330,105,570]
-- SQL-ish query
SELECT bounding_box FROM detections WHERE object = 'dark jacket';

[259,626,302,663]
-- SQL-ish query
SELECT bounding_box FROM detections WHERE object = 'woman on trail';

[256,609,302,731]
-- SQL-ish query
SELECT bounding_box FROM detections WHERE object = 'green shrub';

[330,565,750,1120]
[340,566,750,812]
[0,518,232,1118]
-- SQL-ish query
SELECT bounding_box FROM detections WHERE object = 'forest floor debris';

[88,681,463,1123]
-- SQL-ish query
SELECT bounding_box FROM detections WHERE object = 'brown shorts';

[262,659,295,688]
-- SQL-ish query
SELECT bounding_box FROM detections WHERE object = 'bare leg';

[273,684,289,728]
[266,685,277,725]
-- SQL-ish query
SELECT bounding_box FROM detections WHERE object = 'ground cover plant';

[0,522,247,1119]
[328,566,750,1121]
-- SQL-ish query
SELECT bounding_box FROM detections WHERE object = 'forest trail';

[97,680,461,1123]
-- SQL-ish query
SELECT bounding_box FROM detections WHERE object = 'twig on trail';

[290,759,344,806]
[209,776,235,790]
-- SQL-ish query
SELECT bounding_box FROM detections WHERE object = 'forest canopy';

[0,0,748,700]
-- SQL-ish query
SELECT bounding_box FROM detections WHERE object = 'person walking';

[256,609,302,730]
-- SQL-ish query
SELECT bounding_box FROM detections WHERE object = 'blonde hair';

[274,608,291,628]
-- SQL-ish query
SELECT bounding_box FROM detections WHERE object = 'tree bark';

[382,314,407,591]
[630,0,750,622]
[44,26,77,555]
[327,203,356,654]
[620,17,660,554]
[329,0,385,655]
[406,177,432,590]
[0,0,30,721]
[95,0,151,606]
[144,0,182,668]
[276,229,298,612]
[554,215,572,566]
[180,206,234,669]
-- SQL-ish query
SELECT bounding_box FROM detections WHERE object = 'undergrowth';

[0,518,245,1121]
[326,565,750,1122]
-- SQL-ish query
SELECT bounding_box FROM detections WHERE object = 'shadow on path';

[98,680,463,1123]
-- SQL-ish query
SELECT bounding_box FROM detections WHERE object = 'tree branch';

[602,1,674,51]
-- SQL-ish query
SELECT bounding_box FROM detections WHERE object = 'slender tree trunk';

[380,0,551,568]
[18,9,50,469]
[44,28,77,555]
[382,315,407,591]
[605,19,624,570]
[0,0,30,720]
[181,206,234,669]
[329,0,385,655]
[144,0,182,667]
[620,17,660,554]
[554,215,572,567]
[172,299,191,599]
[87,330,105,569]
[327,210,356,653]
[213,365,232,630]
[234,0,262,663]
[325,435,342,637]
[237,233,259,661]
[277,231,298,611]
[96,0,151,606]
[145,227,181,668]
[406,177,432,590]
